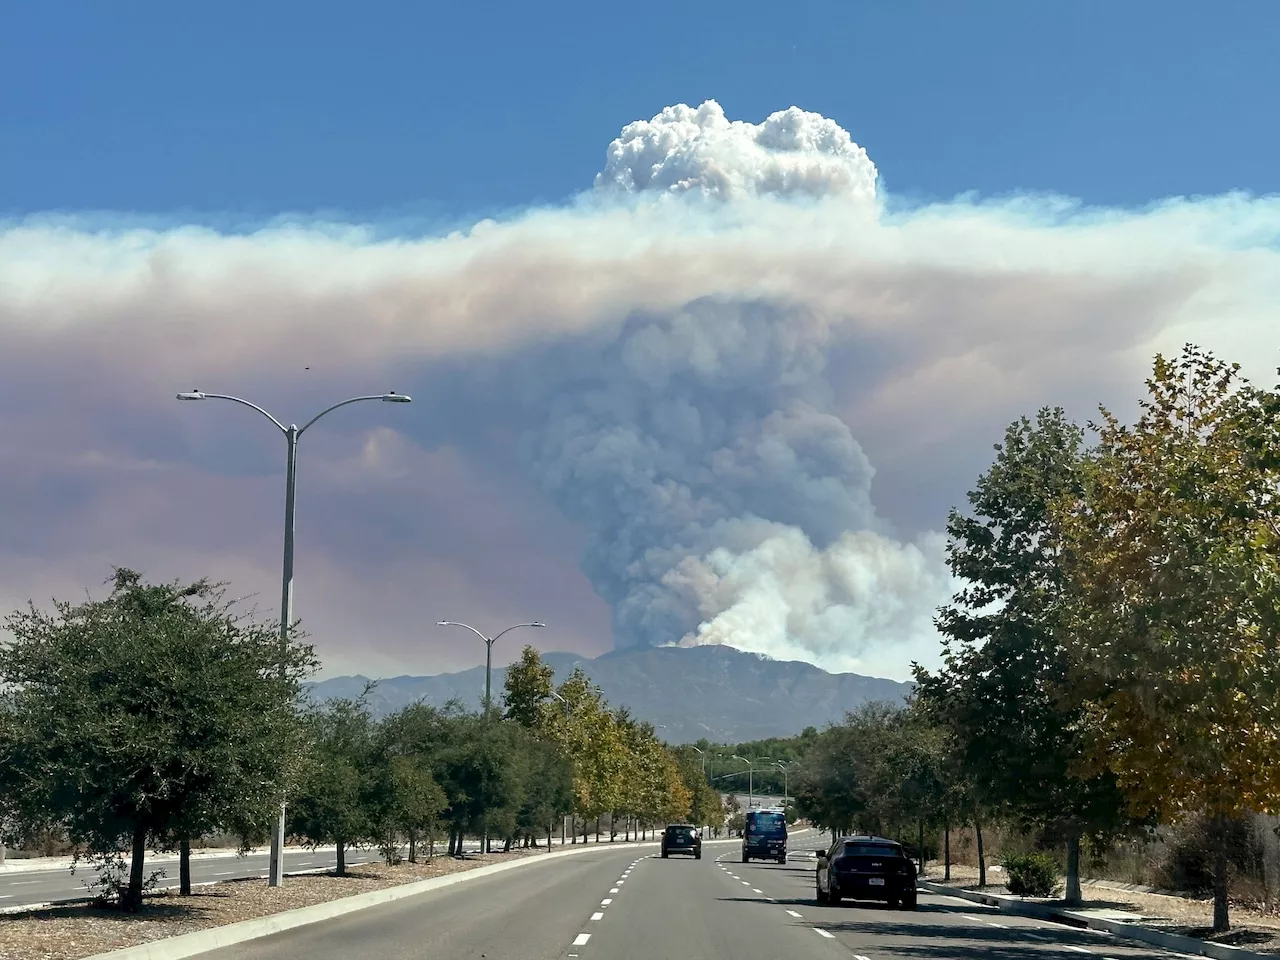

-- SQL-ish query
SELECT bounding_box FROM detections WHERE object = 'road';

[0,847,386,908]
[198,829,1198,960]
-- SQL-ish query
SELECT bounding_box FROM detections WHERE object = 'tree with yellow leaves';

[1056,345,1280,932]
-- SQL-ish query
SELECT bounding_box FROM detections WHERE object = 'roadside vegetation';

[700,345,1280,935]
[0,580,718,914]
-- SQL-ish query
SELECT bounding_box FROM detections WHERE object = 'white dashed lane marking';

[600,898,612,905]
[1064,947,1092,954]
[751,888,763,893]
[786,909,802,918]
[572,933,591,946]
[815,928,835,939]
[590,912,604,920]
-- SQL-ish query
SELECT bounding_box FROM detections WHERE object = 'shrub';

[1003,853,1059,897]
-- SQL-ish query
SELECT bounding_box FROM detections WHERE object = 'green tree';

[1057,346,1280,931]
[0,569,315,910]
[914,408,1142,903]
[288,695,377,875]
[503,644,555,727]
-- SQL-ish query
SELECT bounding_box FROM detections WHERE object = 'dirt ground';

[0,848,546,960]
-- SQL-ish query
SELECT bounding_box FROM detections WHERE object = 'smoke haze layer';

[0,100,1277,679]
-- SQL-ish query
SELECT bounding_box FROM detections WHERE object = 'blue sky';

[3,0,1276,222]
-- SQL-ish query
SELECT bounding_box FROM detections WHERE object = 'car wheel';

[661,849,668,858]
[828,886,842,906]
[888,897,899,909]
[695,850,702,859]
[742,853,749,863]
[902,894,918,910]
[816,881,828,905]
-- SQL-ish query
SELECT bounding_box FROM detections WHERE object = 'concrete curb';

[81,839,683,960]
[919,880,1275,960]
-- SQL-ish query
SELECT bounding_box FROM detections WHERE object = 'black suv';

[661,824,702,859]
[816,836,917,909]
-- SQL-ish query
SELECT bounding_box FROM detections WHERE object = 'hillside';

[305,644,913,742]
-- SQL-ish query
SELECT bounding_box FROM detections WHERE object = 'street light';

[177,387,411,888]
[771,760,798,809]
[436,620,545,714]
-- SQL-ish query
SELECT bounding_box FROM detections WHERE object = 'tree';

[368,752,446,864]
[0,569,315,910]
[503,645,555,727]
[914,408,1142,903]
[288,696,377,875]
[1057,346,1280,931]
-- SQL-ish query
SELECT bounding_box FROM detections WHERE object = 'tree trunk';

[428,831,435,861]
[0,842,6,865]
[503,836,512,853]
[1213,814,1231,933]
[1065,828,1082,905]
[123,822,147,911]
[336,840,347,876]
[975,816,986,888]
[583,820,589,843]
[179,837,192,895]
[595,816,601,842]
[408,830,417,864]
[944,822,951,881]
[547,823,553,852]
[918,820,925,874]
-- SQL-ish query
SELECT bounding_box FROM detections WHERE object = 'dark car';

[661,823,702,859]
[815,836,918,909]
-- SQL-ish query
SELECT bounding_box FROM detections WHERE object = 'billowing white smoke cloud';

[521,291,956,671]
[594,99,878,203]
[519,102,948,670]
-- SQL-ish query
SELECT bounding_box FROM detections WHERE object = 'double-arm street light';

[435,620,545,714]
[771,760,798,809]
[731,755,772,810]
[177,388,412,887]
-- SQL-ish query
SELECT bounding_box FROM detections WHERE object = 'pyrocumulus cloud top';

[594,99,879,203]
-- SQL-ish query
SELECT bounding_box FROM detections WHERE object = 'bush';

[1003,853,1059,897]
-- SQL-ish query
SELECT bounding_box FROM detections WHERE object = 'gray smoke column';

[524,101,955,672]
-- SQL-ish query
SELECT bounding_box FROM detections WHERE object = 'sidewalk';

[0,845,341,875]
[921,862,1280,959]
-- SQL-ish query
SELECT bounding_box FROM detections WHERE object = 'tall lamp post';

[177,388,412,887]
[731,755,773,810]
[435,620,545,714]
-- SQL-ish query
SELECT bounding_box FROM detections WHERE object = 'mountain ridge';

[304,644,914,742]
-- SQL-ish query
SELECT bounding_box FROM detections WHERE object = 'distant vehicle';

[661,823,702,859]
[742,808,787,862]
[815,835,918,909]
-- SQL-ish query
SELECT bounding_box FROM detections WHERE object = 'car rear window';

[668,826,695,836]
[843,843,902,858]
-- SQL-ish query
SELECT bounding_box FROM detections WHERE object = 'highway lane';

[718,847,1202,960]
[0,848,383,908]
[201,840,697,960]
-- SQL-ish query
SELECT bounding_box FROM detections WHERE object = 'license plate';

[869,878,885,886]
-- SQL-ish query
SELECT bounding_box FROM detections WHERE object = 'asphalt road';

[0,847,384,908]
[197,829,1201,960]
